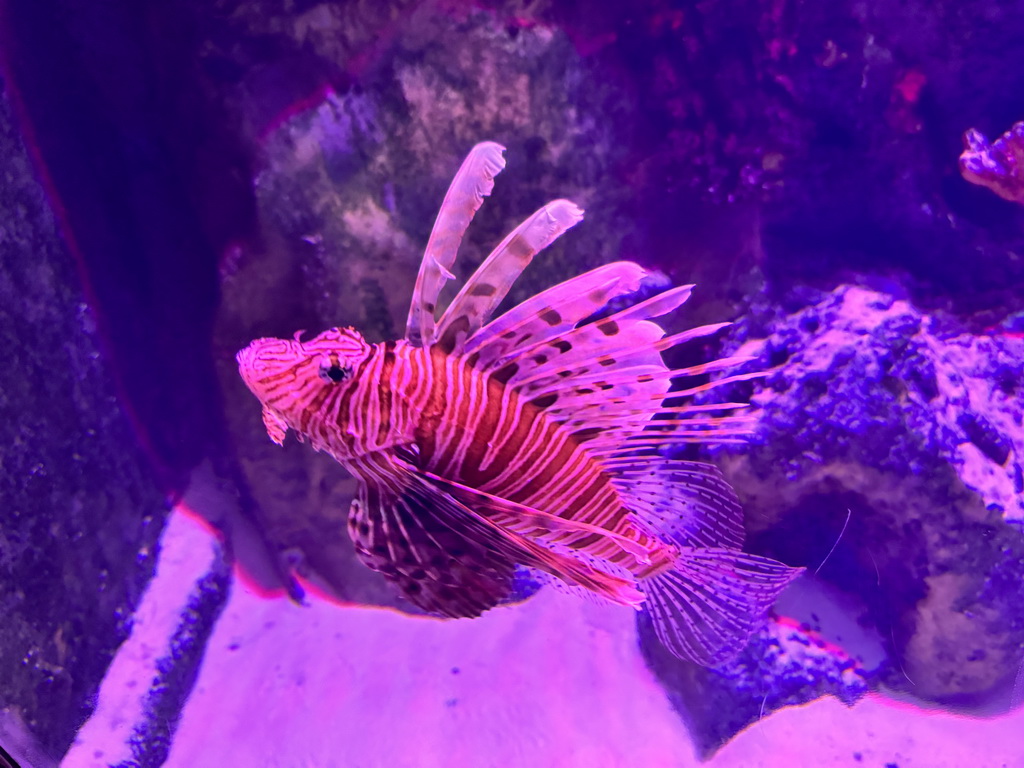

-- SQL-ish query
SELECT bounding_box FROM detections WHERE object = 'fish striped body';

[309,341,675,576]
[238,142,803,666]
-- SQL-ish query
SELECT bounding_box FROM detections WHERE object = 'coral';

[640,614,870,757]
[960,123,1024,204]
[701,284,1024,702]
[124,552,232,768]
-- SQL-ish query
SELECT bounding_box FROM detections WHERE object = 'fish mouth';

[235,336,303,396]
[235,339,267,391]
[235,343,254,373]
[235,343,253,367]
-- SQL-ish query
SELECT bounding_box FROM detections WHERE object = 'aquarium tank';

[1,1,1023,766]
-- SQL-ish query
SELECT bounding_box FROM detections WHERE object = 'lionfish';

[237,142,803,666]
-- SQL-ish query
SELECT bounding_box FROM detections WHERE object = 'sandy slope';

[67,511,1024,768]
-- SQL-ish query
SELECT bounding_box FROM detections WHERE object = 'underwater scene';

[1,1,1023,766]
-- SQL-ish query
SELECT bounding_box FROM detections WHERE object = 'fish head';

[236,326,371,442]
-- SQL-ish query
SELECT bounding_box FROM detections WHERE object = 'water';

[2,2,1024,766]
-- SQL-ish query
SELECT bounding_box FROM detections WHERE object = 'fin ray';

[419,468,654,564]
[464,261,648,366]
[610,460,748,550]
[351,449,644,610]
[643,548,804,666]
[406,142,506,347]
[347,482,517,618]
[436,199,584,353]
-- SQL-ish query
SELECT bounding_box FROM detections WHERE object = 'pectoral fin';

[418,469,653,565]
[346,479,518,618]
[261,406,288,446]
[345,449,643,616]
[412,474,643,609]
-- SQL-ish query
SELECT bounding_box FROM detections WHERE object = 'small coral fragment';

[959,122,1024,204]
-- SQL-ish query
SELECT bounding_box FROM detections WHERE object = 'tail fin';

[642,548,804,666]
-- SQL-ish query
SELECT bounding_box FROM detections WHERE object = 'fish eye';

[319,363,351,383]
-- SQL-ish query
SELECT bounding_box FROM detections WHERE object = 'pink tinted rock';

[960,123,1024,204]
